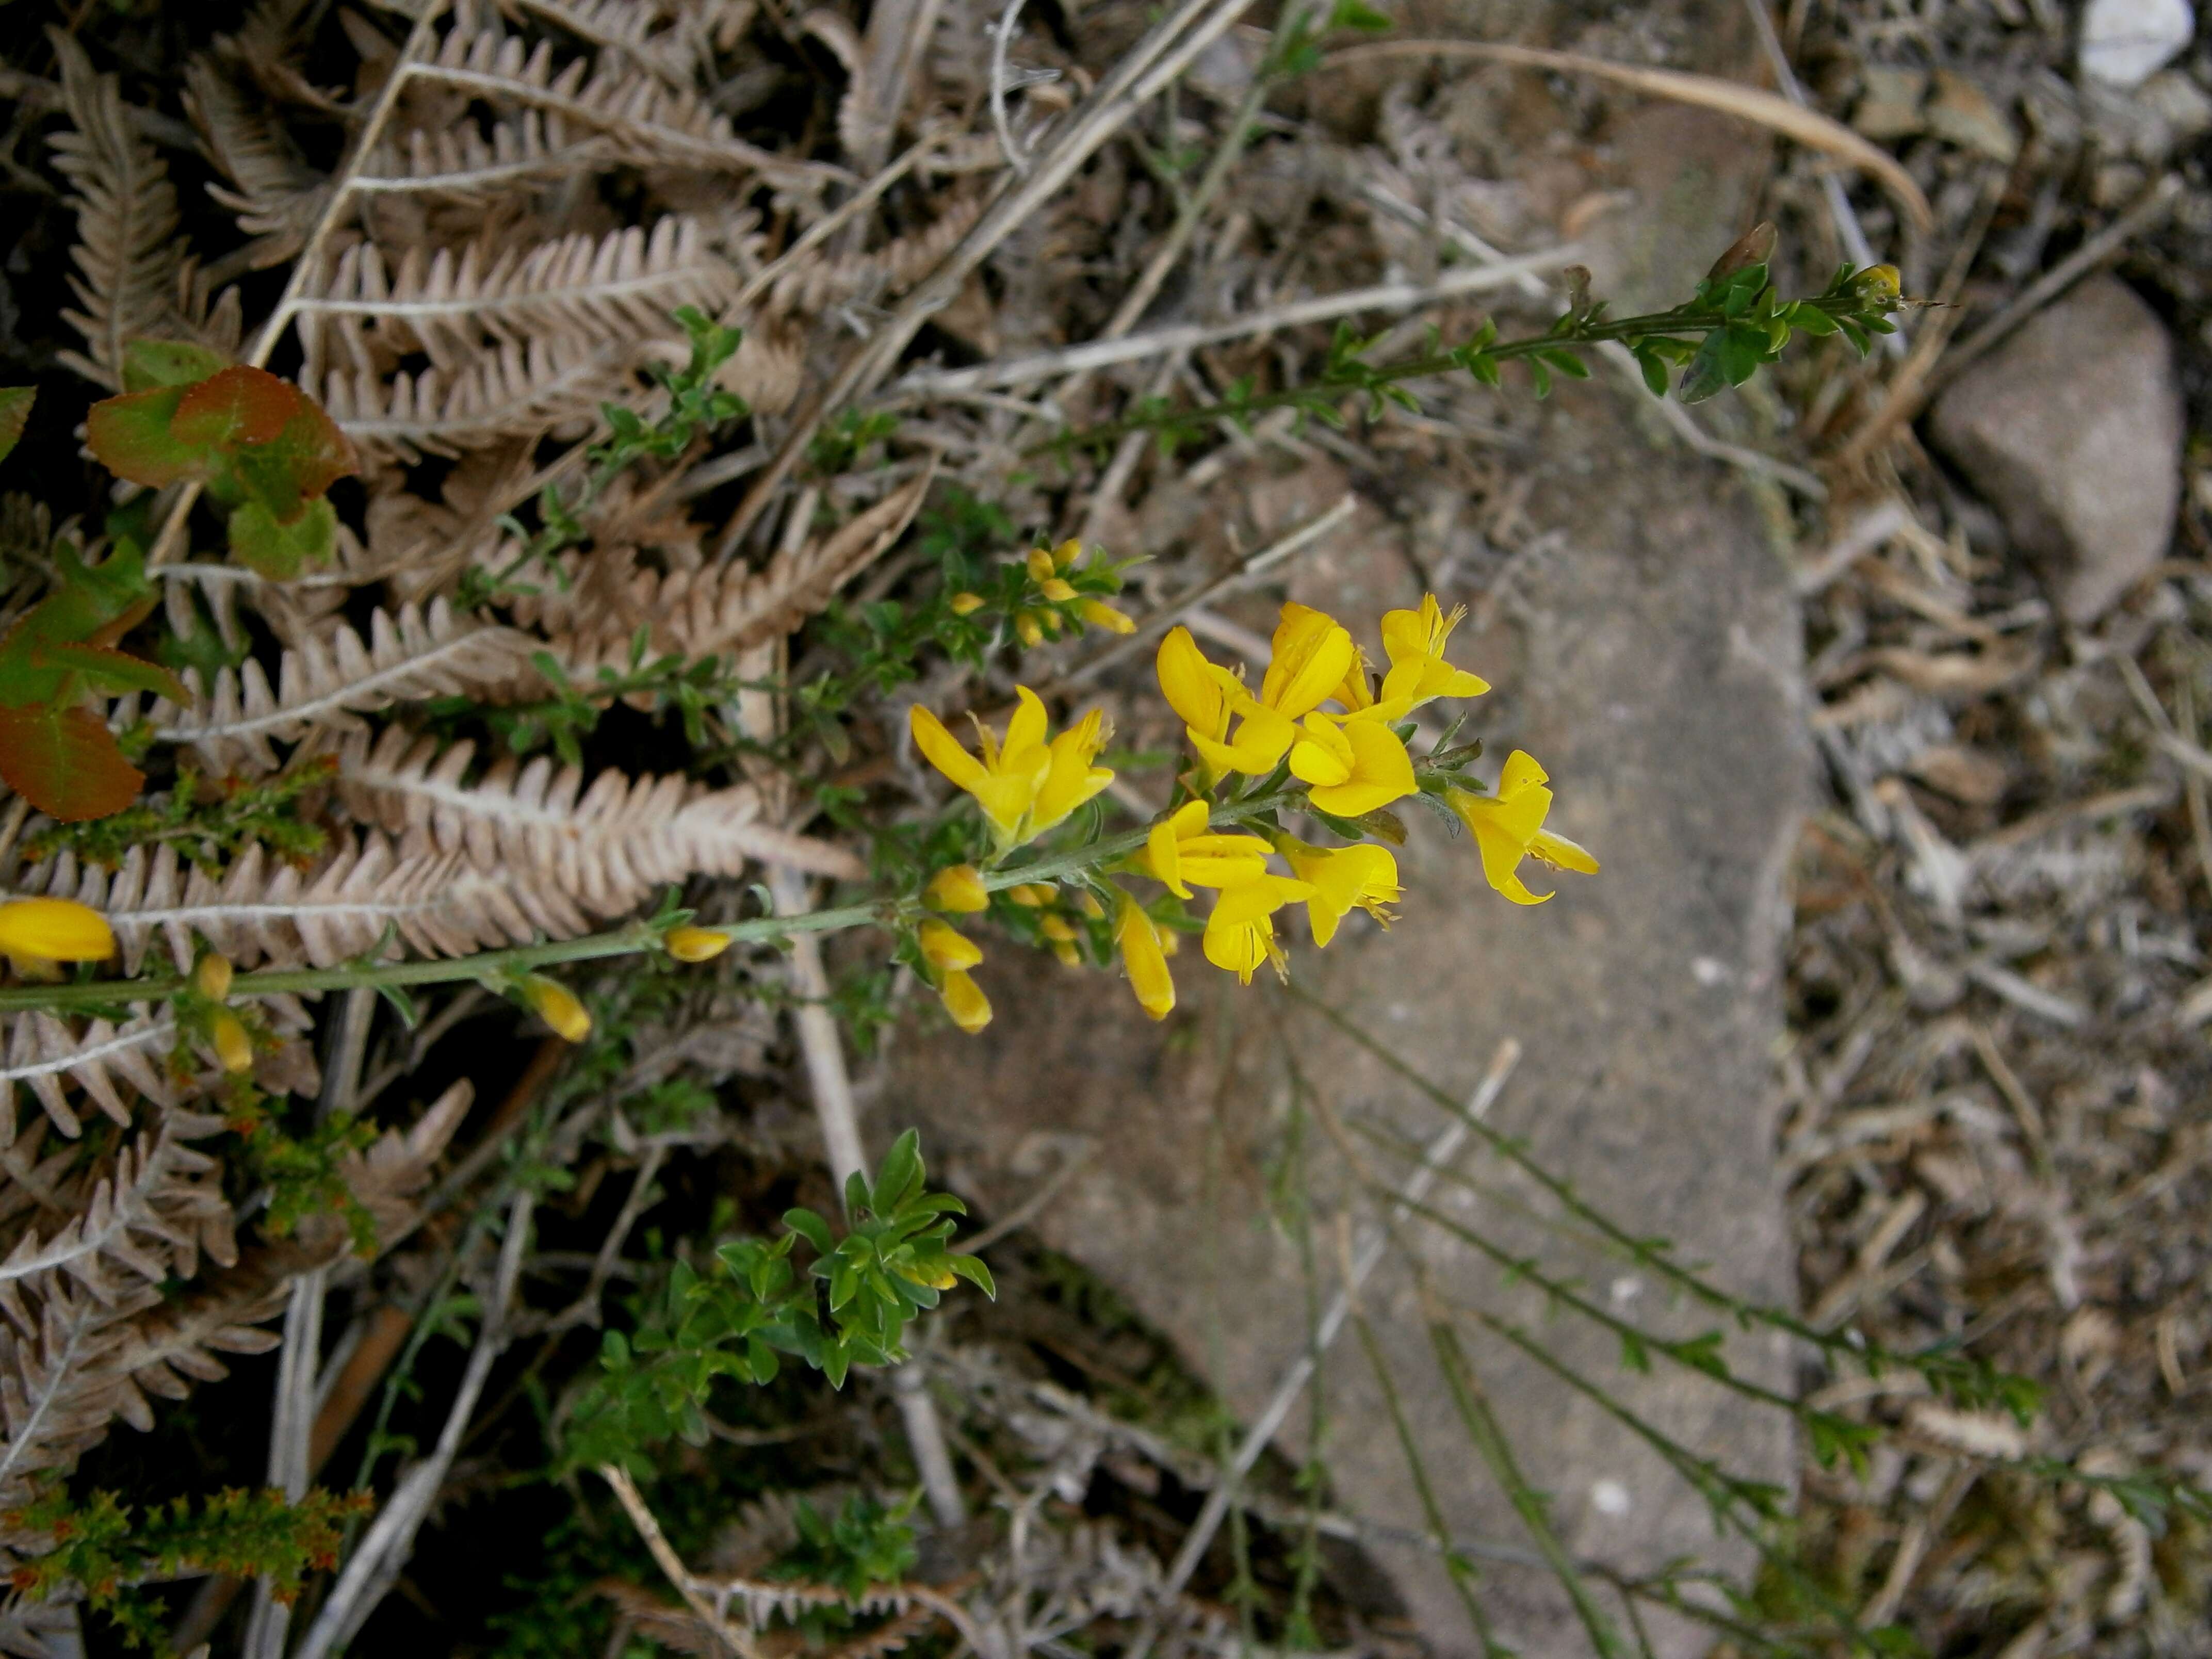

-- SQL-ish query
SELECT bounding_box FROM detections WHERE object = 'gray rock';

[2079,0,2195,89]
[870,382,1811,1656]
[1929,276,2184,626]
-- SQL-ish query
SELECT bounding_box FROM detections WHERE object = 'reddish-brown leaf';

[172,365,302,452]
[0,703,143,821]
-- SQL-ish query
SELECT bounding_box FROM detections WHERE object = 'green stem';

[1043,291,1872,457]
[0,792,1303,1017]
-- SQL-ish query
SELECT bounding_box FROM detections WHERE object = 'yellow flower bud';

[192,953,234,1001]
[523,975,592,1043]
[1039,914,1078,944]
[1050,939,1081,967]
[1052,538,1083,571]
[665,925,731,963]
[924,865,990,913]
[948,591,986,616]
[1081,600,1136,636]
[1026,548,1056,583]
[209,1009,254,1075]
[1076,890,1105,919]
[939,967,991,1034]
[1009,883,1052,907]
[0,898,115,964]
[1039,578,1079,603]
[918,919,983,972]
[1014,611,1046,648]
[1853,264,1901,304]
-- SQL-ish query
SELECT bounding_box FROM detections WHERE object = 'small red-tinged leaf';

[172,365,301,452]
[123,339,231,392]
[0,703,143,821]
[28,640,189,704]
[233,400,359,521]
[85,383,198,486]
[228,495,336,579]
[0,388,32,467]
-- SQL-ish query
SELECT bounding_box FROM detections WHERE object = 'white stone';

[2080,0,2195,89]
[1590,1479,1633,1517]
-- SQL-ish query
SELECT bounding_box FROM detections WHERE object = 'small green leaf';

[227,496,337,579]
[122,339,230,392]
[85,384,194,485]
[0,388,33,467]
[782,1207,836,1256]
[1632,348,1668,397]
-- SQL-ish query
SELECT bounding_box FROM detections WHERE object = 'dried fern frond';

[25,835,555,974]
[142,599,542,775]
[45,30,184,387]
[336,730,866,899]
[0,1124,236,1333]
[416,25,843,191]
[356,109,618,204]
[318,334,633,461]
[765,193,985,317]
[298,217,736,375]
[183,55,332,269]
[547,466,936,665]
[1,1014,177,1142]
[0,1276,166,1504]
[499,0,708,86]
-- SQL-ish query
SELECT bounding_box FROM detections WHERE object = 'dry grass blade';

[1329,39,1932,234]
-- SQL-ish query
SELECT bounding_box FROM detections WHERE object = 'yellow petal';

[1158,627,1233,739]
[1027,548,1056,582]
[1191,702,1297,777]
[909,705,989,794]
[1261,604,1356,719]
[949,591,986,616]
[1032,709,1115,833]
[1531,829,1600,875]
[1306,720,1416,817]
[918,919,983,971]
[665,925,733,962]
[1202,913,1271,983]
[1115,894,1177,1020]
[1081,599,1136,635]
[1004,687,1051,771]
[524,975,593,1043]
[939,968,992,1033]
[1287,714,1354,787]
[1145,800,1208,898]
[1498,749,1551,797]
[1040,578,1079,602]
[1053,537,1083,570]
[0,898,115,964]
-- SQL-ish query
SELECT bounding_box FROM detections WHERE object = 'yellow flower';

[1015,611,1047,647]
[1287,713,1417,817]
[1143,799,1272,899]
[1050,538,1082,570]
[1081,599,1136,635]
[210,1009,255,1075]
[1030,708,1115,835]
[1038,914,1078,944]
[1446,751,1600,906]
[665,925,732,962]
[1008,883,1054,907]
[1156,627,1300,779]
[1114,891,1176,1020]
[1202,874,1315,985]
[1378,595,1490,709]
[1040,577,1079,602]
[1261,604,1358,721]
[924,865,990,913]
[192,952,235,1000]
[523,975,593,1043]
[1279,839,1402,947]
[949,591,986,616]
[0,898,115,964]
[909,689,1052,848]
[939,967,991,1033]
[918,919,983,971]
